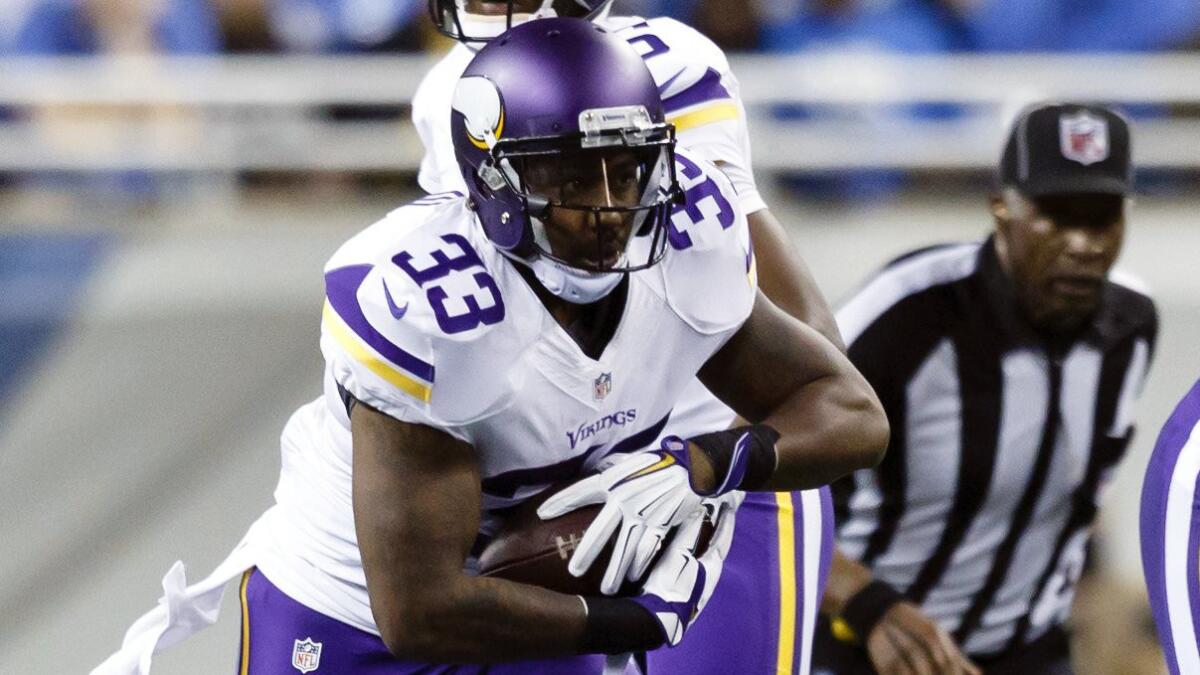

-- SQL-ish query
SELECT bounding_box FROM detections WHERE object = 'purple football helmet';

[429,0,615,43]
[451,18,680,281]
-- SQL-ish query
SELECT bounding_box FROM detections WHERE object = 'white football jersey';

[413,15,764,216]
[256,150,757,634]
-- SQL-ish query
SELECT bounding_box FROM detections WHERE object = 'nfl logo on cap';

[1059,111,1109,166]
[292,637,322,673]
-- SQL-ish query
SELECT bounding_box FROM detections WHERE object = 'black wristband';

[689,424,780,494]
[578,596,665,654]
[839,580,905,644]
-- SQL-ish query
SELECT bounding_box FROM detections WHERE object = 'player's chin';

[563,248,623,272]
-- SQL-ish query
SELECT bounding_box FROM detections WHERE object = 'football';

[477,486,614,596]
[477,482,715,597]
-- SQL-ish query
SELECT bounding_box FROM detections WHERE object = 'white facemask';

[454,2,556,41]
[454,1,615,41]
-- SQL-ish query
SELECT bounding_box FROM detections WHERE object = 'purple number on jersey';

[626,32,670,60]
[393,233,506,334]
[668,155,735,251]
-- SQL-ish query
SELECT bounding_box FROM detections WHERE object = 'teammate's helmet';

[429,0,615,43]
[451,18,679,290]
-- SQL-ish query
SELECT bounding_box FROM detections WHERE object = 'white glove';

[630,494,737,646]
[538,445,702,595]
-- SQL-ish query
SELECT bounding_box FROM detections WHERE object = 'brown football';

[477,482,715,597]
[477,486,615,596]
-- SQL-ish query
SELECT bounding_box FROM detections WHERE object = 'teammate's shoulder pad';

[655,150,755,335]
[639,17,731,71]
[608,16,733,94]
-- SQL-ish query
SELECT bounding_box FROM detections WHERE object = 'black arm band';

[839,580,905,643]
[689,423,780,494]
[578,596,665,654]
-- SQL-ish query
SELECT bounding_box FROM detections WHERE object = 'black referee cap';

[999,103,1133,197]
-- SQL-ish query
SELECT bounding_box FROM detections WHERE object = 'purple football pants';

[237,488,833,675]
[645,488,834,675]
[1141,379,1200,675]
[237,569,613,674]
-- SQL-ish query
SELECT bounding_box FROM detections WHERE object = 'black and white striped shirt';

[833,238,1157,657]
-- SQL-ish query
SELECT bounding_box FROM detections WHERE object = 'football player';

[94,19,886,675]
[1141,378,1200,675]
[421,3,847,673]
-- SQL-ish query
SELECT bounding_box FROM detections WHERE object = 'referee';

[813,103,1157,675]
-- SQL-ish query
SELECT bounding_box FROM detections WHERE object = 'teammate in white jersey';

[420,1,840,347]
[94,18,886,675]
[420,2,847,672]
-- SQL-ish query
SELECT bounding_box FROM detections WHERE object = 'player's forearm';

[694,294,887,493]
[377,575,664,663]
[759,370,888,490]
[376,575,589,663]
[746,208,846,352]
[684,371,885,494]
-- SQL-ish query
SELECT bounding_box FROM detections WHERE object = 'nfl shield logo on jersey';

[292,637,322,673]
[1059,111,1109,165]
[593,372,613,401]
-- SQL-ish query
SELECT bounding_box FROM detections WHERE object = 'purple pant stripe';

[818,486,835,602]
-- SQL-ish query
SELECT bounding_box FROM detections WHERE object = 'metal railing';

[1,52,1198,172]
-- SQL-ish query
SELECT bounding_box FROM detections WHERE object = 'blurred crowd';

[1,0,1198,58]
[2,0,1198,206]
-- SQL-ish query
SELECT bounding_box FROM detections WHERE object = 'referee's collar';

[977,235,1126,353]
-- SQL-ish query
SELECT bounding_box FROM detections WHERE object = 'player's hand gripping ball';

[537,445,705,595]
[631,493,738,645]
[477,448,727,596]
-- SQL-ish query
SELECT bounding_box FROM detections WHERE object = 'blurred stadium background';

[1,0,1198,672]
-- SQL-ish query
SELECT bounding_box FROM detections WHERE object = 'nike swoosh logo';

[381,279,409,319]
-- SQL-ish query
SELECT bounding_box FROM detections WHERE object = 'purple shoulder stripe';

[325,264,436,383]
[661,68,731,115]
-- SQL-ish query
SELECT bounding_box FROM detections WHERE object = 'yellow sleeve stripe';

[322,301,433,404]
[748,251,759,289]
[668,102,741,133]
[775,491,798,673]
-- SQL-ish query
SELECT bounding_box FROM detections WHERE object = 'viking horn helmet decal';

[453,76,506,151]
